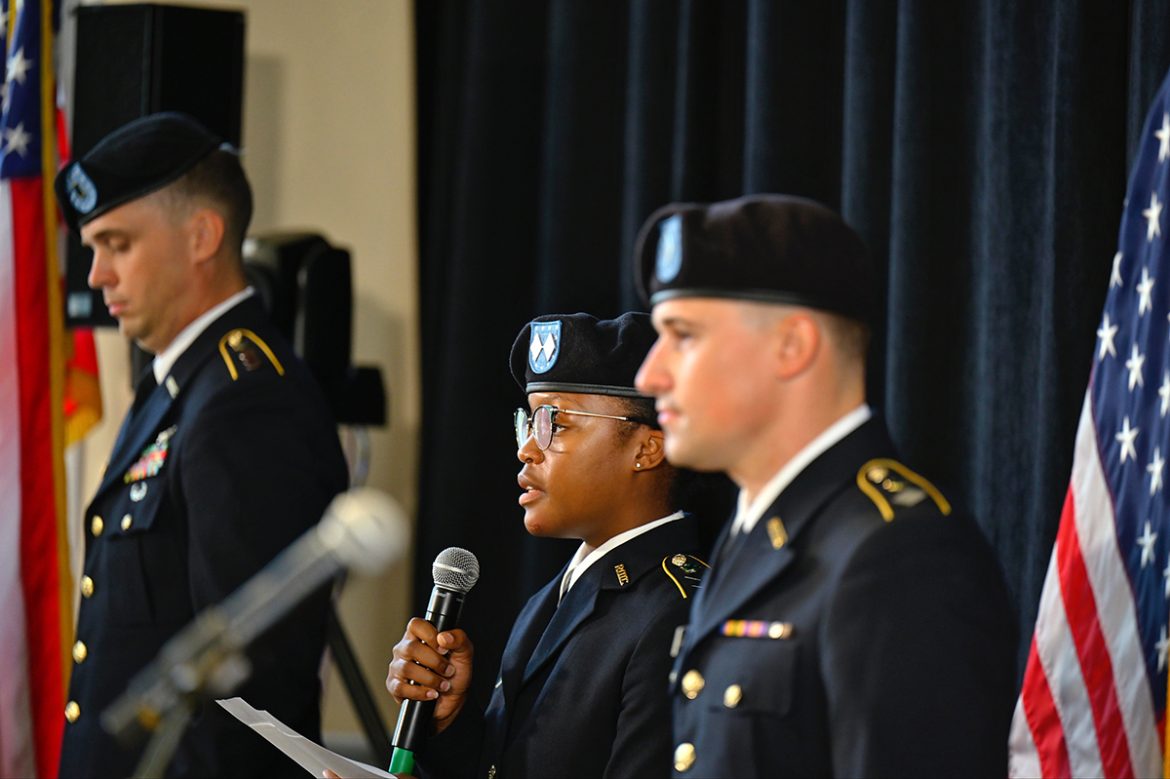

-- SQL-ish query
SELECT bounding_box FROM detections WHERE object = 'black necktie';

[719,526,747,565]
[130,368,158,418]
[108,368,158,465]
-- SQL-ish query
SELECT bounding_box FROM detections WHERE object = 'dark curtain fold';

[414,0,1170,706]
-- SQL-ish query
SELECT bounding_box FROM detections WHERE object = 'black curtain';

[413,0,1170,708]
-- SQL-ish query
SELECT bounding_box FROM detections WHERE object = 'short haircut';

[611,395,660,442]
[738,301,871,366]
[161,148,253,254]
[818,311,872,364]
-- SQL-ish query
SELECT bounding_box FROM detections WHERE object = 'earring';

[635,462,642,469]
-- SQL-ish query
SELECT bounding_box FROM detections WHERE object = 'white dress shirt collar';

[729,404,873,537]
[559,511,685,602]
[152,287,256,385]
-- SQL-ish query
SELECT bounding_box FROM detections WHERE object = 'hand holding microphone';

[388,617,475,726]
[387,547,480,774]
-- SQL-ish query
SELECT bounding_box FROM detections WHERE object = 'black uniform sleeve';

[416,692,488,779]
[821,513,1018,778]
[603,601,686,779]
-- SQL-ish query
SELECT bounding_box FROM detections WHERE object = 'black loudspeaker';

[244,232,387,427]
[64,2,246,327]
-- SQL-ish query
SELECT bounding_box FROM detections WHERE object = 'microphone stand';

[128,644,252,778]
[105,608,254,778]
[101,487,405,777]
[132,703,192,779]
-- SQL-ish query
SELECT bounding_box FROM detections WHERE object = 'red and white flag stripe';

[0,184,38,779]
[1010,393,1161,778]
[0,1,73,775]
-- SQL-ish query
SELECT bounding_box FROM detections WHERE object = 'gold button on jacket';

[674,742,696,772]
[64,701,80,723]
[681,669,705,699]
[90,516,103,536]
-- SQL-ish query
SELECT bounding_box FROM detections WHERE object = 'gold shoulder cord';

[661,554,710,599]
[856,458,952,522]
[218,328,286,380]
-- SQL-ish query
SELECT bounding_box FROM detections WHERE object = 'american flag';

[0,1,73,777]
[1009,66,1170,779]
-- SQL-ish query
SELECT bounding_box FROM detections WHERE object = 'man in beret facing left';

[633,193,1018,777]
[54,112,348,777]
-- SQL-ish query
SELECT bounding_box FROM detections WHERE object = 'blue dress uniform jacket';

[419,514,708,779]
[59,296,349,779]
[669,418,1018,778]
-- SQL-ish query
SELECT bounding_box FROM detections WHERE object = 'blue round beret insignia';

[656,213,682,283]
[65,164,98,215]
[528,320,561,374]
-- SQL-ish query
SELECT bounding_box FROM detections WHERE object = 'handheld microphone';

[389,546,480,774]
[102,487,409,743]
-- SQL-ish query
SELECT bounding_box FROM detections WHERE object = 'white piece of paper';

[216,697,395,778]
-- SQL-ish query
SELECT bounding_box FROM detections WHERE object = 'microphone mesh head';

[319,487,408,575]
[432,547,480,593]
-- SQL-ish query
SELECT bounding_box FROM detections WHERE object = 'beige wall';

[72,0,418,750]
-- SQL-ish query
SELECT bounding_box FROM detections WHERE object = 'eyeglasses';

[514,404,643,451]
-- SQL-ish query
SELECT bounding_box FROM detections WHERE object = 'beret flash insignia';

[528,320,561,374]
[656,213,683,284]
[66,164,98,215]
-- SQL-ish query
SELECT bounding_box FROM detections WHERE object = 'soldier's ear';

[634,429,667,471]
[774,311,820,380]
[189,207,226,264]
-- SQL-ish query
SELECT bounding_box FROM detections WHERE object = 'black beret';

[634,193,877,325]
[54,111,224,232]
[510,311,657,398]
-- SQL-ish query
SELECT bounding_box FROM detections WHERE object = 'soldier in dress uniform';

[386,312,712,778]
[632,193,1019,777]
[54,112,349,778]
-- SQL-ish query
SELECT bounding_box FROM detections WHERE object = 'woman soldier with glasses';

[385,311,724,779]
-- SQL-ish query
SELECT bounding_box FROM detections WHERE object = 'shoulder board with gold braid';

[218,328,285,380]
[660,553,709,598]
[856,458,952,522]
